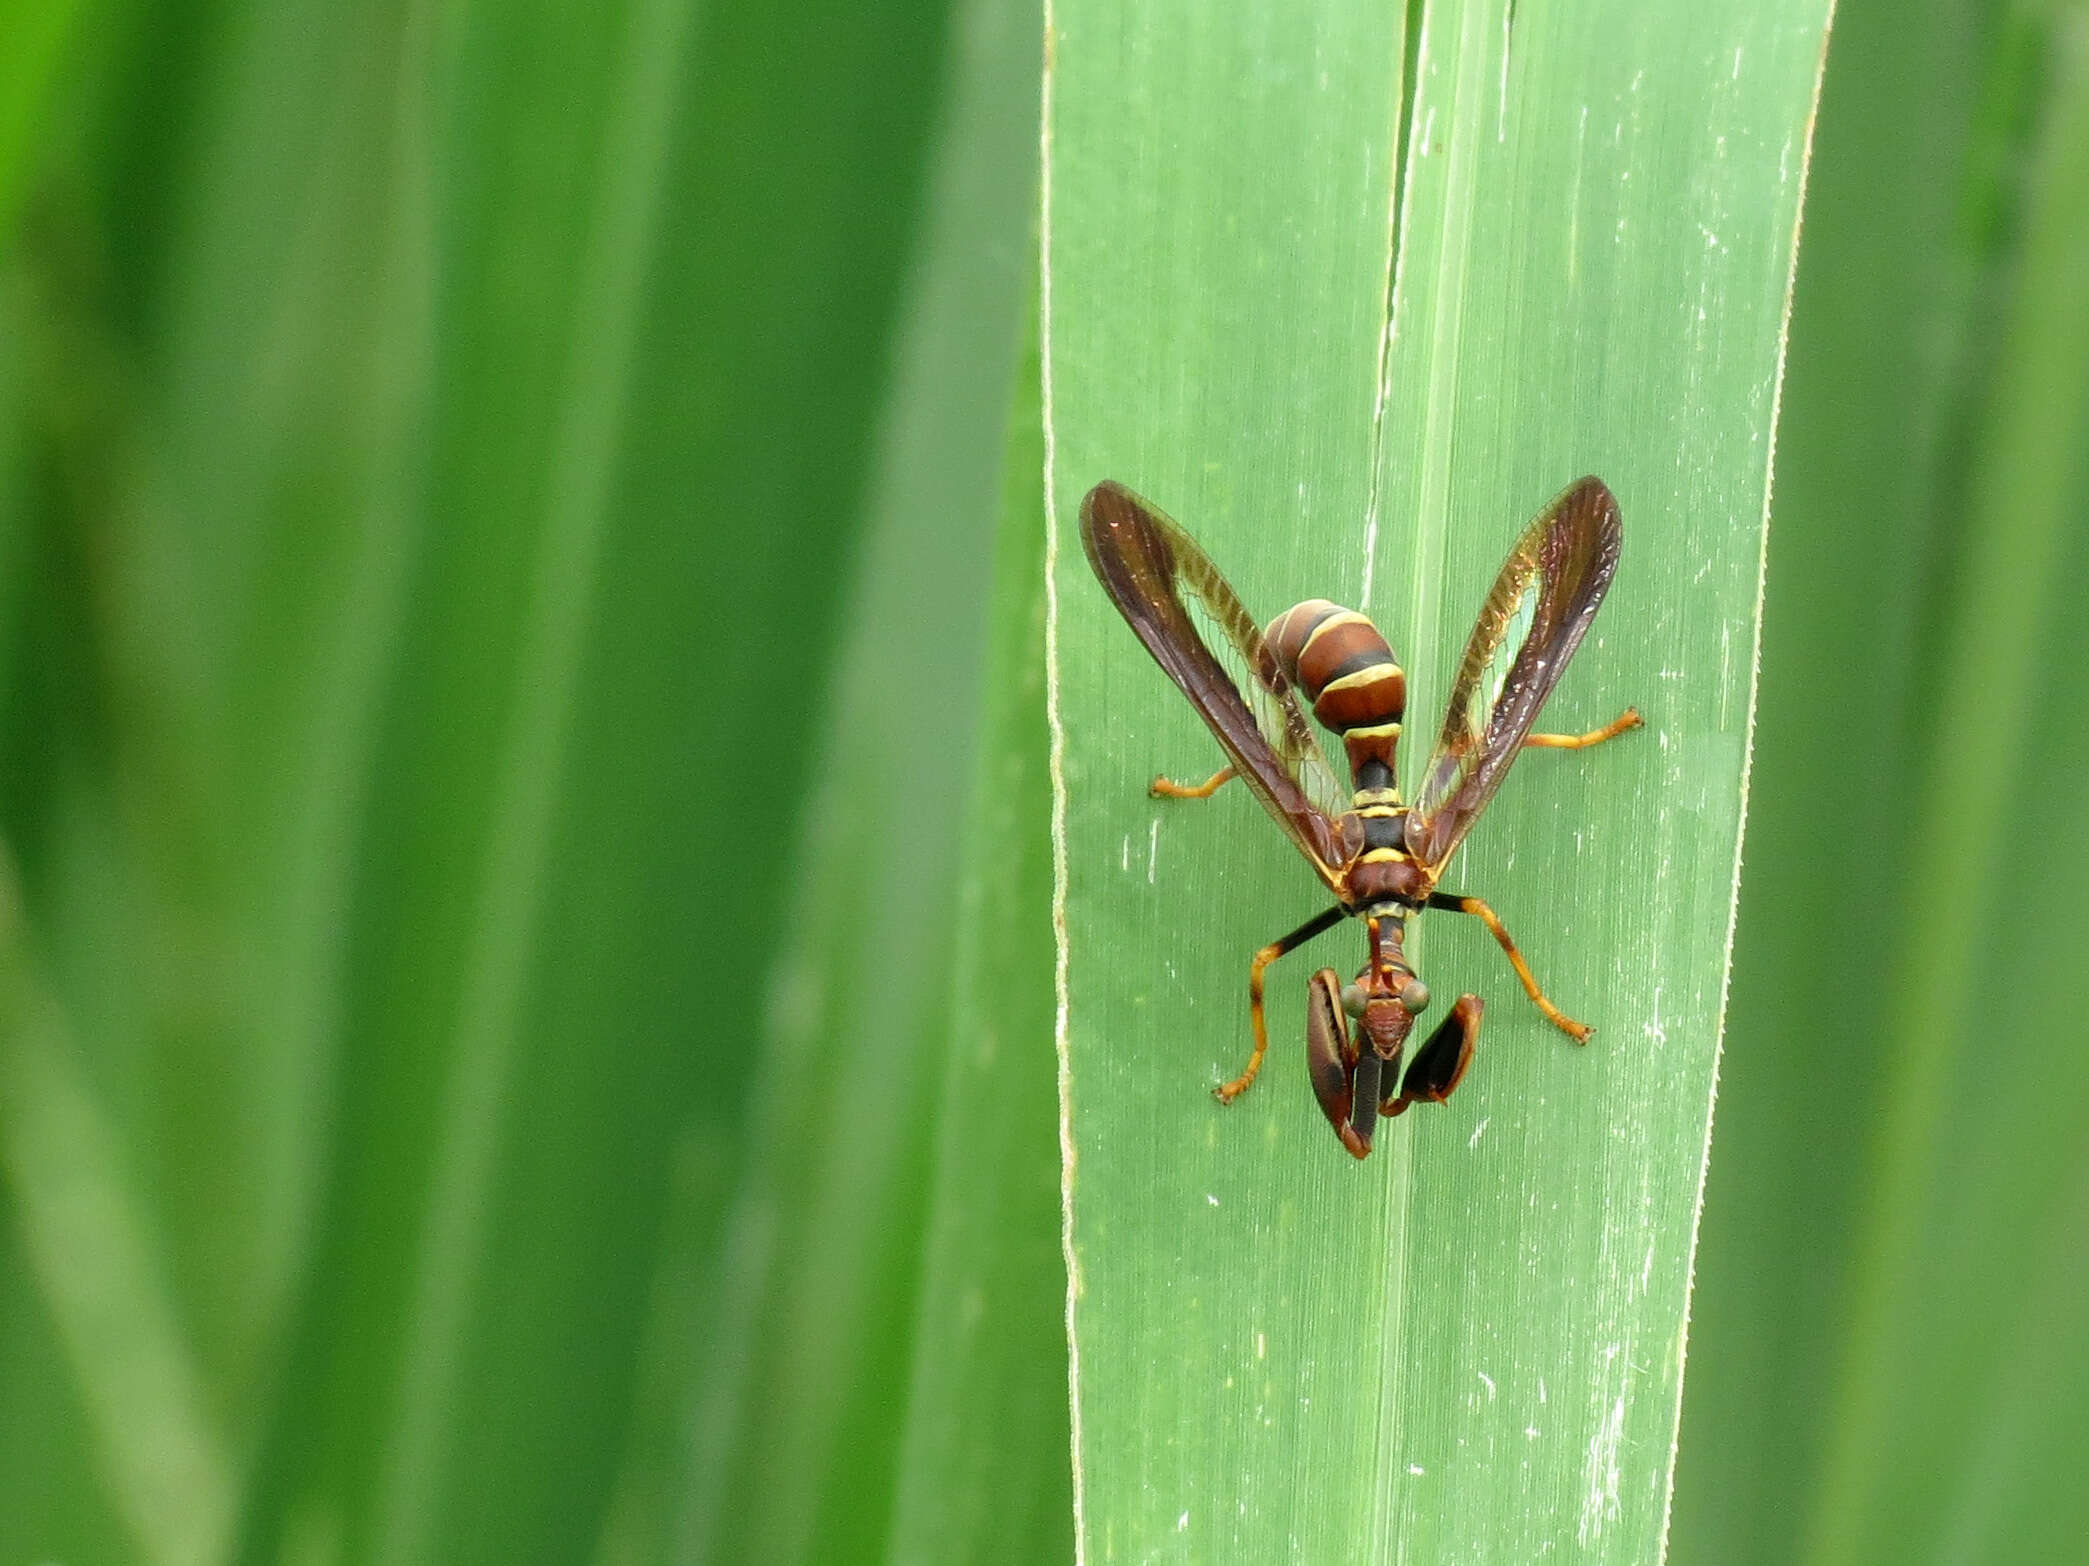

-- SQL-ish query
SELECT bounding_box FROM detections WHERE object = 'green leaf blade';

[1047,2,1830,1558]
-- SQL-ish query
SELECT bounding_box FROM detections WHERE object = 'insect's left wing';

[1081,481,1357,889]
[1405,477,1623,873]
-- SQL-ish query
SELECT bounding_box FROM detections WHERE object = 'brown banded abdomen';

[1265,599,1406,777]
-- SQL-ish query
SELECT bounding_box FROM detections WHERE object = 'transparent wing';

[1092,494,1355,838]
[1080,481,1358,889]
[1405,477,1623,872]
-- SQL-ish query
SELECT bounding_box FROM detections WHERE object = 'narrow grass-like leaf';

[1803,16,2089,1559]
[885,308,1071,1566]
[1046,2,1829,1558]
[659,0,1038,1560]
[0,0,438,1550]
[1678,7,2089,1561]
[365,0,696,1555]
[2,0,961,1561]
[0,859,231,1566]
[1668,0,1978,1552]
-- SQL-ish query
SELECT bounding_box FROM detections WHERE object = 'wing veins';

[1081,482,1353,889]
[1406,477,1623,872]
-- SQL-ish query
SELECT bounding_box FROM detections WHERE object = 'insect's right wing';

[1080,481,1357,889]
[1404,476,1623,873]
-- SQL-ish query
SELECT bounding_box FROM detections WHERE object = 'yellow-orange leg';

[1216,904,1347,1103]
[1150,764,1236,799]
[1524,706,1643,749]
[1427,893,1593,1042]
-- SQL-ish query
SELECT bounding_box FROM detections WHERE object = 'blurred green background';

[1,1,2085,1564]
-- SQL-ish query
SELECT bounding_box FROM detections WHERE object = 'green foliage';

[0,0,1029,1560]
[1046,1,1825,1558]
[4,0,2087,1563]
[1675,4,2089,1562]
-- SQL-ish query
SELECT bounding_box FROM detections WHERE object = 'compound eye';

[1398,978,1431,1014]
[1341,983,1367,1018]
